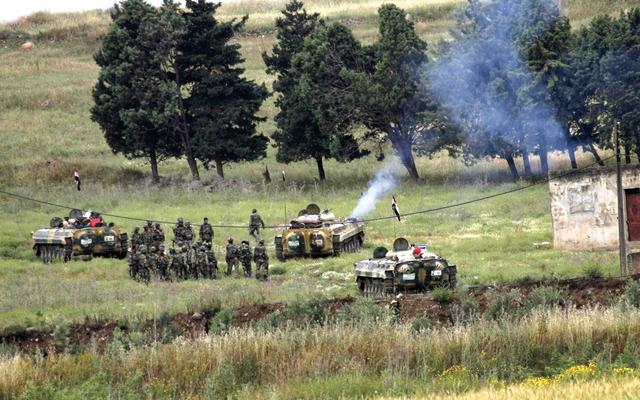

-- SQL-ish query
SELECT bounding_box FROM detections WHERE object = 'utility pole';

[615,120,627,276]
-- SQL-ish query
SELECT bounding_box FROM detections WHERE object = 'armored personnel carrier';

[354,238,456,296]
[274,204,365,261]
[30,209,128,262]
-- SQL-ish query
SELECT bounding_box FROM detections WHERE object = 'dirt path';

[3,274,638,355]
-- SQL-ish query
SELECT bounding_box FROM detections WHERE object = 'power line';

[0,155,614,229]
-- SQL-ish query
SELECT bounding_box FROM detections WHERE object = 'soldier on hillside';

[172,218,186,245]
[131,226,143,250]
[196,247,208,279]
[148,246,158,280]
[142,225,154,246]
[240,239,253,278]
[205,242,218,279]
[128,247,138,280]
[188,242,198,278]
[249,209,265,241]
[226,238,240,277]
[200,217,214,243]
[254,239,269,281]
[168,247,178,281]
[179,243,189,280]
[153,223,165,248]
[184,221,196,246]
[157,245,168,280]
[137,245,149,283]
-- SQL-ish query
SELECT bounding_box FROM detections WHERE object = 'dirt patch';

[3,275,639,355]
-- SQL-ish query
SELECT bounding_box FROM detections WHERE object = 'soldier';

[240,239,253,278]
[157,245,168,281]
[180,244,189,280]
[188,242,198,279]
[249,209,265,241]
[128,246,138,280]
[184,221,196,246]
[172,218,186,246]
[254,239,269,281]
[137,245,149,283]
[148,246,158,280]
[199,217,214,243]
[153,223,165,249]
[196,247,208,279]
[145,220,153,230]
[225,238,240,277]
[142,225,154,246]
[131,226,143,250]
[205,242,218,279]
[168,247,178,281]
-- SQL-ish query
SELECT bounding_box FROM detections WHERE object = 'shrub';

[411,316,431,333]
[286,292,327,325]
[53,320,70,351]
[453,295,480,325]
[431,286,454,303]
[209,307,235,336]
[338,298,392,325]
[528,285,565,308]
[157,311,183,344]
[485,289,523,320]
[255,311,282,332]
[583,264,604,279]
[622,279,640,309]
[270,265,286,275]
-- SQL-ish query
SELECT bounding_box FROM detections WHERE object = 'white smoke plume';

[350,163,397,218]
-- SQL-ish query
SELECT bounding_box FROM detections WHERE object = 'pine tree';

[91,0,183,182]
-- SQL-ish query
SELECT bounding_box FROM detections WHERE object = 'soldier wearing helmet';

[142,225,154,247]
[199,217,214,243]
[195,246,208,279]
[240,239,253,278]
[153,222,165,249]
[172,218,186,246]
[226,238,240,277]
[131,226,143,251]
[188,242,198,278]
[204,241,217,279]
[184,221,195,246]
[249,209,265,241]
[137,245,149,283]
[253,239,269,281]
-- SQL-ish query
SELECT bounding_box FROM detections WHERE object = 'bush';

[53,320,70,351]
[286,292,327,325]
[411,316,431,333]
[431,286,454,303]
[453,295,480,325]
[255,311,282,332]
[485,289,523,320]
[583,264,604,279]
[157,311,183,344]
[270,265,286,275]
[622,279,640,309]
[209,307,235,336]
[528,285,565,308]
[338,298,392,325]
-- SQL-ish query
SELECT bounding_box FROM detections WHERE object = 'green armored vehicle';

[30,209,128,262]
[275,204,365,261]
[354,238,457,296]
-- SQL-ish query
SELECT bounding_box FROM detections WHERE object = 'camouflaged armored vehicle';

[354,238,456,296]
[275,204,365,261]
[30,209,128,262]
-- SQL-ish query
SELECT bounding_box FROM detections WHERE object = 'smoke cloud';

[350,162,397,218]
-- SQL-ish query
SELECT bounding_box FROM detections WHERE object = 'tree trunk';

[522,149,532,176]
[149,148,159,183]
[215,157,224,179]
[316,156,326,181]
[539,150,549,176]
[505,155,519,181]
[391,131,419,180]
[568,142,578,169]
[184,140,200,180]
[625,144,632,164]
[587,140,605,166]
[174,68,200,181]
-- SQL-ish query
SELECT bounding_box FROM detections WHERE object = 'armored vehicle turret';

[274,204,365,261]
[354,238,456,296]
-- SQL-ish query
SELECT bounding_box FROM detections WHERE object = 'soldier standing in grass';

[226,238,240,277]
[184,221,196,246]
[253,239,269,281]
[199,217,214,243]
[142,225,154,247]
[179,243,189,280]
[188,242,198,278]
[240,239,253,278]
[148,246,158,280]
[128,247,138,280]
[172,218,186,245]
[137,245,149,283]
[157,244,168,280]
[168,247,178,281]
[205,242,218,279]
[131,226,143,250]
[249,209,265,241]
[153,223,165,248]
[196,247,208,279]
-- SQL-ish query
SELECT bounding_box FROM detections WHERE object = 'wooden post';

[616,120,627,277]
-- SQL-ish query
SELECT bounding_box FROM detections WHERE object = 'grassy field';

[0,0,638,398]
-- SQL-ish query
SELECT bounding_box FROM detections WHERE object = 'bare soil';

[3,274,638,356]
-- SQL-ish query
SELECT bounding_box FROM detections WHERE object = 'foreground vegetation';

[3,302,640,398]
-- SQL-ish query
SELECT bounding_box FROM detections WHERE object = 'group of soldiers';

[127,210,268,283]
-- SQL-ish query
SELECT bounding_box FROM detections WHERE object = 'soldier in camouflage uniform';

[137,245,150,283]
[199,217,214,243]
[142,225,154,247]
[179,243,189,280]
[184,221,196,246]
[157,245,168,281]
[205,242,217,279]
[128,246,138,280]
[153,223,165,249]
[188,242,198,279]
[168,247,178,281]
[253,239,269,281]
[148,246,158,280]
[249,209,265,241]
[131,226,143,251]
[172,218,186,246]
[240,239,253,278]
[196,247,208,279]
[225,238,240,277]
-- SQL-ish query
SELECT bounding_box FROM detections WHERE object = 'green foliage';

[337,297,392,324]
[209,307,235,336]
[528,285,565,308]
[270,265,287,275]
[583,264,604,279]
[157,310,183,344]
[485,289,524,320]
[453,294,481,325]
[53,319,70,350]
[411,315,432,332]
[431,286,454,303]
[286,292,327,324]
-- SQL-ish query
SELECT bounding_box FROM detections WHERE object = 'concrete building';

[549,164,640,251]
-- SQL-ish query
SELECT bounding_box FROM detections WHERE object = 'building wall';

[548,164,640,250]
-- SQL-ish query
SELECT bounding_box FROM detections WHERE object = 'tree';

[347,4,441,180]
[91,0,183,182]
[180,0,269,178]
